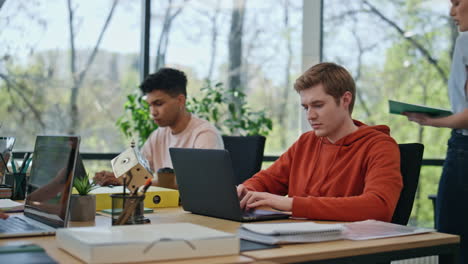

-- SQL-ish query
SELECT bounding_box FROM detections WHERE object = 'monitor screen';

[24,136,80,228]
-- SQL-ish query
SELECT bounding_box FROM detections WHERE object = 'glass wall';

[1,0,455,226]
[323,0,453,227]
[1,0,305,155]
[0,0,140,152]
[148,0,303,154]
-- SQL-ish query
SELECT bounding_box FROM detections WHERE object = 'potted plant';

[69,176,99,222]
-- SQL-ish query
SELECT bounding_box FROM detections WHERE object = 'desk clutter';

[0,184,12,199]
[86,186,179,211]
[56,223,239,263]
[0,199,24,213]
[238,220,434,245]
[239,222,345,244]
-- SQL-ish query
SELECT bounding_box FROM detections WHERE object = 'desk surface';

[0,207,460,264]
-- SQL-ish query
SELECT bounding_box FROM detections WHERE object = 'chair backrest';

[222,135,266,185]
[391,143,424,225]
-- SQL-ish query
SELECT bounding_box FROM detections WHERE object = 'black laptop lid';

[24,136,80,228]
[169,148,243,221]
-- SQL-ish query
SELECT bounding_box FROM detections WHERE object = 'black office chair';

[222,135,266,185]
[391,143,424,225]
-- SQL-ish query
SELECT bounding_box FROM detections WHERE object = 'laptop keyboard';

[0,217,44,232]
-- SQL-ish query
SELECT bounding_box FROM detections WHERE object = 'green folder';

[388,100,452,117]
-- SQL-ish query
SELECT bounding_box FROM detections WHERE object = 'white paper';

[241,222,344,235]
[0,199,24,212]
[343,220,434,240]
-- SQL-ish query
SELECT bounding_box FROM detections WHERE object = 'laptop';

[0,136,81,238]
[169,148,290,222]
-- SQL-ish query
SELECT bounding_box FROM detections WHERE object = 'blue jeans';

[436,130,468,264]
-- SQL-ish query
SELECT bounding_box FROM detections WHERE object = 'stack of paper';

[56,223,239,263]
[239,222,345,244]
[238,220,434,245]
[0,186,12,199]
[344,220,434,240]
[0,199,24,213]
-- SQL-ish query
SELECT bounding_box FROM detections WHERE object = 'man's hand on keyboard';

[93,171,122,186]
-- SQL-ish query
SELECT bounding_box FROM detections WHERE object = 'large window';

[323,0,453,227]
[0,0,140,152]
[148,0,303,154]
[1,0,454,226]
[1,0,305,155]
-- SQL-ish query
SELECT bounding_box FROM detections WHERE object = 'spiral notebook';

[239,222,345,244]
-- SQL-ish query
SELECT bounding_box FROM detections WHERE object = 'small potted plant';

[69,175,99,221]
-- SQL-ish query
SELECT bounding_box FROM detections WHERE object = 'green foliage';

[187,81,273,137]
[116,81,273,145]
[73,175,99,195]
[116,93,158,147]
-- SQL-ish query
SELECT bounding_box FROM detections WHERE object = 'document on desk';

[56,223,239,263]
[238,222,345,244]
[343,220,434,240]
[239,220,434,245]
[0,199,24,212]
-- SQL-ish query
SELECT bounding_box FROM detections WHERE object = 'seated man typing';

[94,68,224,187]
[237,62,402,222]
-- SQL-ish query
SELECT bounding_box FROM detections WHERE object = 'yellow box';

[73,186,179,211]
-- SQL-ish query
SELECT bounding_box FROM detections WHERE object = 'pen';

[141,178,152,194]
[19,153,31,174]
[10,157,17,173]
[123,175,126,197]
[116,179,152,225]
[0,153,10,173]
[22,157,32,174]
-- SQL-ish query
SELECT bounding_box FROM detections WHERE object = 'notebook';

[388,100,452,117]
[239,220,434,245]
[238,222,345,244]
[169,148,290,222]
[0,136,80,238]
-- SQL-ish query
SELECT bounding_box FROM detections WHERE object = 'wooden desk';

[147,208,460,264]
[0,207,460,264]
[0,209,252,264]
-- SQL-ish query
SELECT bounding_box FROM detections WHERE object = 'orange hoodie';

[243,120,402,222]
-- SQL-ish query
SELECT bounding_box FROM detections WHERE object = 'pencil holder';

[4,172,27,200]
[110,193,148,225]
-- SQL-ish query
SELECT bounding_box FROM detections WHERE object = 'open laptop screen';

[24,136,80,228]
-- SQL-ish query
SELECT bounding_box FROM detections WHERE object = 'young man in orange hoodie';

[237,62,403,222]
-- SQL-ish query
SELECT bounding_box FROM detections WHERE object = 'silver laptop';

[169,148,290,222]
[0,136,81,238]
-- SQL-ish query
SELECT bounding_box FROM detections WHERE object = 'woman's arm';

[406,67,468,129]
[405,108,468,129]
